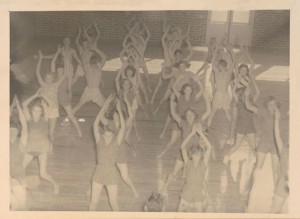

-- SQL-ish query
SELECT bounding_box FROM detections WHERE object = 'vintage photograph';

[9,10,289,213]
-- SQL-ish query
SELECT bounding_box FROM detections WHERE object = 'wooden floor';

[11,39,289,212]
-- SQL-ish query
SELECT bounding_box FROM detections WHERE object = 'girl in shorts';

[16,90,59,194]
[245,95,281,185]
[51,46,82,137]
[36,50,66,141]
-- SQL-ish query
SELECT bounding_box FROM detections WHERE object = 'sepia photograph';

[8,8,291,215]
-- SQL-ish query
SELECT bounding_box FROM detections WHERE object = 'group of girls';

[10,15,288,213]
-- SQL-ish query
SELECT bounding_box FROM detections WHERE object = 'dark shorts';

[257,139,278,154]
[181,186,205,203]
[92,164,120,185]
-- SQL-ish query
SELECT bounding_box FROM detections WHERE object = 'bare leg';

[106,185,119,211]
[177,198,186,212]
[150,76,163,104]
[49,118,57,142]
[116,163,139,197]
[157,130,180,158]
[153,86,172,114]
[38,153,59,194]
[89,181,103,211]
[141,63,151,92]
[227,133,244,157]
[207,107,217,128]
[161,159,184,193]
[270,195,286,213]
[271,154,279,186]
[227,104,237,144]
[159,114,171,139]
[22,154,34,169]
[201,92,212,123]
[64,105,82,138]
[72,94,89,116]
[224,108,232,124]
[246,133,257,157]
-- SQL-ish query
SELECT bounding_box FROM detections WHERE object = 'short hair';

[238,64,249,75]
[29,98,44,115]
[90,55,102,66]
[174,49,182,55]
[218,59,227,68]
[121,78,133,89]
[181,83,194,95]
[187,144,203,160]
[103,125,115,134]
[174,60,191,69]
[145,192,164,212]
[124,65,137,77]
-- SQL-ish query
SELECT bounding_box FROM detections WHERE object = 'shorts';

[257,138,278,154]
[181,186,204,203]
[48,107,59,119]
[58,90,71,107]
[92,164,120,185]
[212,91,231,110]
[80,87,105,107]
[275,175,289,198]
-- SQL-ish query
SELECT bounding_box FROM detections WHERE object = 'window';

[232,11,250,23]
[210,11,228,23]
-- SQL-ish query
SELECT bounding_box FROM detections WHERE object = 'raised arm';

[194,75,204,100]
[170,93,181,124]
[93,95,114,143]
[22,88,41,121]
[75,28,82,52]
[36,50,46,86]
[245,48,259,103]
[161,25,171,50]
[142,21,151,43]
[183,37,194,62]
[274,107,284,154]
[115,63,127,92]
[244,87,258,113]
[50,45,61,72]
[93,22,101,45]
[72,49,82,66]
[180,125,197,164]
[196,123,212,166]
[116,100,126,145]
[126,15,137,32]
[15,97,28,146]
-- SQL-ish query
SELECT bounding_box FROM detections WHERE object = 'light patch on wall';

[256,66,289,82]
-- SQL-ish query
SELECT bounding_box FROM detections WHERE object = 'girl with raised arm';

[17,90,59,194]
[177,124,212,212]
[36,50,66,141]
[89,97,126,211]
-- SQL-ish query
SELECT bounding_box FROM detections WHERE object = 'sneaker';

[78,118,86,122]
[60,118,70,126]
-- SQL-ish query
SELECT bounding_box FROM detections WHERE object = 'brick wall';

[34,11,208,46]
[10,12,36,60]
[251,10,289,50]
